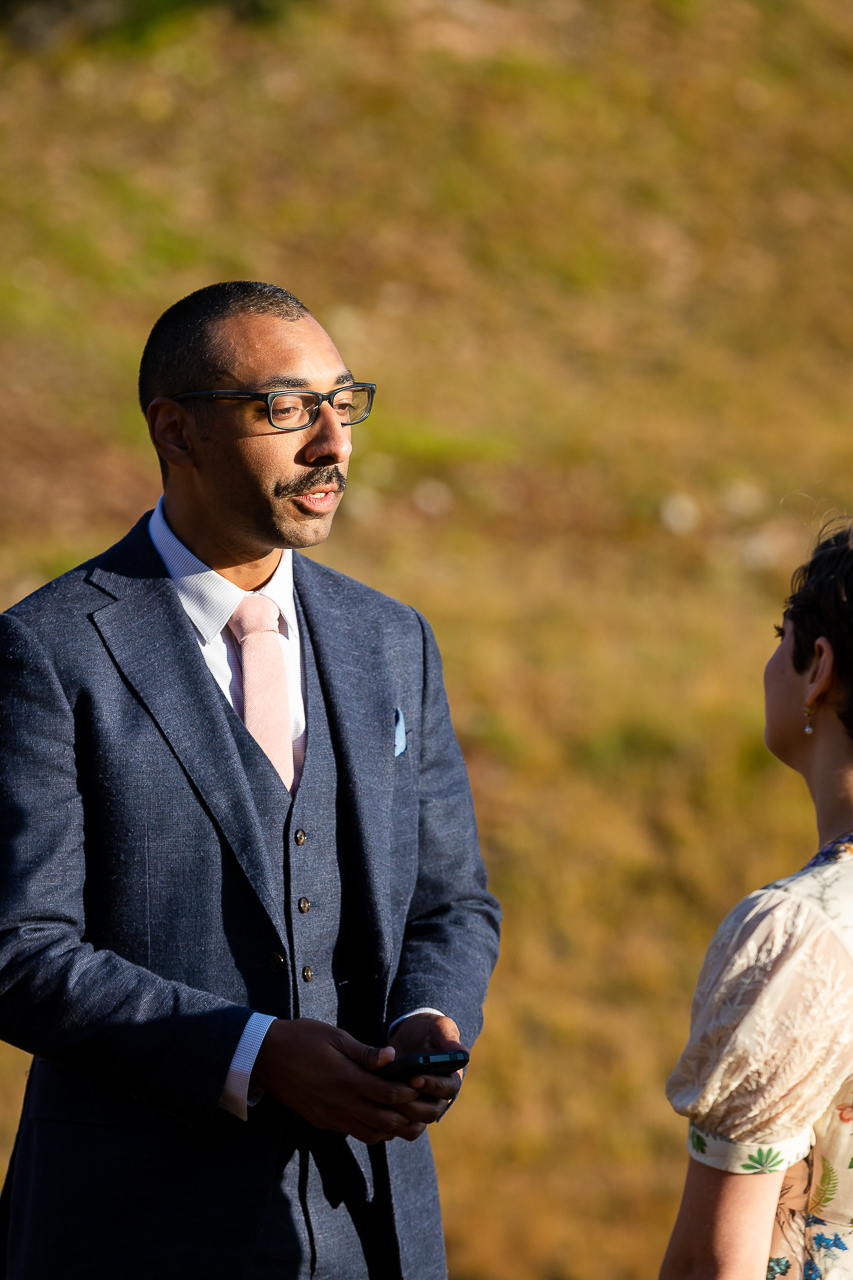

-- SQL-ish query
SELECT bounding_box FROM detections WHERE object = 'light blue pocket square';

[394,708,407,756]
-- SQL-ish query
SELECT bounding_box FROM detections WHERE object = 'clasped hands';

[252,1012,467,1145]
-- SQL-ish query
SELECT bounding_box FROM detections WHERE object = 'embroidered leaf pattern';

[810,1158,839,1213]
[767,1259,791,1278]
[690,1128,706,1154]
[742,1148,784,1173]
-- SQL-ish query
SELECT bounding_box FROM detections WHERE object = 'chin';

[764,723,796,768]
[276,514,336,550]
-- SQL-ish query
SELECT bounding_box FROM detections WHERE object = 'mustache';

[274,466,348,499]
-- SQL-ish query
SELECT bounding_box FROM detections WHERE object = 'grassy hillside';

[1,0,853,1275]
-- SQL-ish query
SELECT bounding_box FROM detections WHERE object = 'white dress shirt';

[148,498,443,1121]
[149,498,306,785]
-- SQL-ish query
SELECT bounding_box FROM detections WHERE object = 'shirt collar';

[148,496,296,643]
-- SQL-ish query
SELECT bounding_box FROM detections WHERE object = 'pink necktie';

[227,595,295,792]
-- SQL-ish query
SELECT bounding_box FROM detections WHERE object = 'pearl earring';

[804,706,815,735]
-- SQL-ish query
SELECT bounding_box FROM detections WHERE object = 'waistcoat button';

[298,897,311,914]
[267,952,287,972]
[302,965,314,982]
[294,830,307,845]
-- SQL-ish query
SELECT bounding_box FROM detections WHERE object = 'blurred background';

[0,0,849,1274]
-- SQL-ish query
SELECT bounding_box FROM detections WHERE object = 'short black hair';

[786,521,853,738]
[138,280,310,413]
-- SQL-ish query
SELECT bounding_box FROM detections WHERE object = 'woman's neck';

[801,723,853,847]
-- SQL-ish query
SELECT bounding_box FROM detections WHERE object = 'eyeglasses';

[173,382,376,432]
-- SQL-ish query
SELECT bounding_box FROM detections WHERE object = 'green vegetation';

[0,0,851,1274]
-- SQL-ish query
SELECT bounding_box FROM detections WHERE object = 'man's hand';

[251,1018,426,1145]
[386,1013,468,1128]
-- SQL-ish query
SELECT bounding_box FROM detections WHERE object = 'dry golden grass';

[0,0,852,1275]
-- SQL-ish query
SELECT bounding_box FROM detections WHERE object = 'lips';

[292,488,338,513]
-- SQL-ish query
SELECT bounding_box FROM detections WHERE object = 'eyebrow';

[254,369,355,391]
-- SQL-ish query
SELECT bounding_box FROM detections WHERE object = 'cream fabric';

[668,837,853,1278]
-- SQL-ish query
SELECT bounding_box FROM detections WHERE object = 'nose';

[302,401,353,467]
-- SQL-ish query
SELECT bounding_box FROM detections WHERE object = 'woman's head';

[765,522,853,767]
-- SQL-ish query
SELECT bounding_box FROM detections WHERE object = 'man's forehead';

[212,311,350,387]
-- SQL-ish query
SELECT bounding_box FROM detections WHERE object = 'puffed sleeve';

[667,887,853,1173]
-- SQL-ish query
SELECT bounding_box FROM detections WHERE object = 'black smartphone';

[375,1050,469,1082]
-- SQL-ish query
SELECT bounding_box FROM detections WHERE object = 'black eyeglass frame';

[173,382,376,432]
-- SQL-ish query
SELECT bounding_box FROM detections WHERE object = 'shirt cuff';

[687,1121,813,1173]
[387,1007,446,1036]
[219,1012,277,1121]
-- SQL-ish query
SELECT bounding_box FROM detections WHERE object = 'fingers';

[342,1114,406,1145]
[251,1020,435,1145]
[430,1026,468,1053]
[397,1122,428,1143]
[393,1096,450,1125]
[388,1012,465,1057]
[406,1071,462,1099]
[335,1029,395,1074]
[330,1101,427,1145]
[355,1068,420,1108]
[332,1033,420,1105]
[379,1113,427,1142]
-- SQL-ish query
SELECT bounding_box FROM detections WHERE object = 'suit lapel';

[87,519,288,944]
[293,555,395,974]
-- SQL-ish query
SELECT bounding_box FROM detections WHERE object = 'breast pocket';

[394,707,407,757]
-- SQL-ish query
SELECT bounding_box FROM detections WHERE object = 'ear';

[806,636,837,707]
[146,398,197,473]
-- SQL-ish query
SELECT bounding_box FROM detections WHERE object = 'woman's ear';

[807,636,837,706]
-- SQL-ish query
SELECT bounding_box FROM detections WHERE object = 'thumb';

[336,1031,395,1072]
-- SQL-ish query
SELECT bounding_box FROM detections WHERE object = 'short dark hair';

[786,521,853,737]
[138,280,310,414]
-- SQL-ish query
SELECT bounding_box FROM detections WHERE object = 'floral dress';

[668,835,853,1280]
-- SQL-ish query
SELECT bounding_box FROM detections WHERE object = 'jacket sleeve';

[0,613,253,1125]
[384,612,501,1049]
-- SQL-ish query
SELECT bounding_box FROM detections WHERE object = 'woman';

[661,525,853,1280]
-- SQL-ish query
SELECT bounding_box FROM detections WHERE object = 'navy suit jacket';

[0,515,500,1279]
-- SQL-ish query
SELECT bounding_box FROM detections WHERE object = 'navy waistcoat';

[224,599,387,1272]
[223,594,344,1029]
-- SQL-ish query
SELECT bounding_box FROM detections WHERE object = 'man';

[0,281,500,1279]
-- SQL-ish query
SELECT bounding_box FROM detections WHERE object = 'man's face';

[177,311,354,552]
